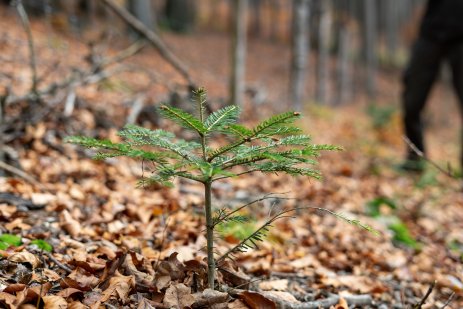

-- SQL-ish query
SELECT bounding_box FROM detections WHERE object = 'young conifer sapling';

[65,88,345,289]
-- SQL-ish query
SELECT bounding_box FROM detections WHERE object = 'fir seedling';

[65,87,342,289]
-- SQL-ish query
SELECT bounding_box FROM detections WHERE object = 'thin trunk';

[385,0,398,63]
[128,0,156,30]
[289,0,310,111]
[230,0,248,107]
[204,181,215,289]
[336,25,351,104]
[363,0,376,100]
[250,0,261,37]
[316,0,331,104]
[16,0,38,95]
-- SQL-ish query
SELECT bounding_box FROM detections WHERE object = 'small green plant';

[366,104,396,130]
[30,239,53,252]
[365,197,420,249]
[65,88,343,289]
[0,234,22,250]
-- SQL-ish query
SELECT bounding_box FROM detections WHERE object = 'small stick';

[15,0,38,94]
[413,280,436,309]
[440,292,456,309]
[0,160,44,189]
[403,136,456,179]
[101,0,192,85]
[44,252,73,273]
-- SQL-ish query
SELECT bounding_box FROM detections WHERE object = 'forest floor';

[1,7,463,309]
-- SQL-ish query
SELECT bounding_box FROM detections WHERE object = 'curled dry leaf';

[192,288,229,308]
[0,292,16,308]
[100,273,135,304]
[227,299,249,309]
[8,251,40,269]
[68,301,88,309]
[238,291,276,309]
[42,269,61,281]
[60,210,81,237]
[163,283,195,309]
[258,279,288,291]
[42,295,68,309]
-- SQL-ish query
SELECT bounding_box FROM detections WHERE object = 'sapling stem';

[204,181,215,289]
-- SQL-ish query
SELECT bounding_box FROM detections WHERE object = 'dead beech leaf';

[0,292,16,307]
[261,291,299,304]
[68,301,88,309]
[228,299,249,309]
[42,295,68,308]
[322,275,386,294]
[163,283,195,309]
[192,288,229,308]
[258,279,288,291]
[155,275,171,291]
[3,283,27,294]
[8,251,40,268]
[334,296,348,309]
[57,288,84,298]
[238,291,276,309]
[42,269,61,281]
[60,210,81,237]
[100,273,135,303]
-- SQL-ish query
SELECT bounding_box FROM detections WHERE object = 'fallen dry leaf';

[8,251,40,269]
[42,295,68,308]
[258,279,288,291]
[238,291,276,309]
[228,299,249,309]
[163,283,195,308]
[100,273,135,304]
[193,288,229,308]
[60,210,81,237]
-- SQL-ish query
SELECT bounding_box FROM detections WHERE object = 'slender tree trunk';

[230,0,248,107]
[336,25,351,105]
[363,0,377,100]
[315,0,331,104]
[385,0,398,63]
[128,0,156,30]
[250,0,261,37]
[289,0,310,112]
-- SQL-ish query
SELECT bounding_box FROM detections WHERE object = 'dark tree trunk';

[164,0,196,32]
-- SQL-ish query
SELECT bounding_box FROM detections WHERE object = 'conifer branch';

[212,193,293,227]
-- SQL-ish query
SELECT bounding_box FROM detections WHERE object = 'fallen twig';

[403,136,457,179]
[101,0,192,85]
[413,280,435,309]
[15,0,38,94]
[0,160,43,188]
[440,292,456,309]
[44,252,73,273]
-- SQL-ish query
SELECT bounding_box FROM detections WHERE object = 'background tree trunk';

[315,0,331,104]
[230,0,248,107]
[128,0,155,30]
[164,0,196,32]
[336,25,351,105]
[289,0,310,111]
[363,0,377,100]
